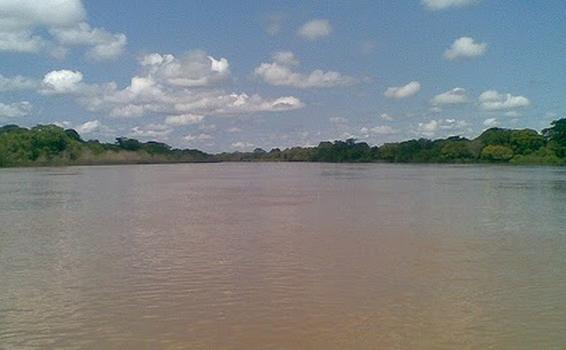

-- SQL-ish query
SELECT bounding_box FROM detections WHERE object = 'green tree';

[440,140,475,161]
[543,119,566,157]
[116,137,142,151]
[477,128,512,146]
[509,129,545,155]
[481,145,514,162]
[377,143,400,162]
[543,118,566,146]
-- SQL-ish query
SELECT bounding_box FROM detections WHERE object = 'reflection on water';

[1,163,565,349]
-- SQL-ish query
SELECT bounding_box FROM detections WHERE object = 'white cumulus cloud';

[75,120,101,134]
[297,19,332,41]
[31,50,304,121]
[417,120,439,137]
[504,111,521,117]
[165,113,205,126]
[61,56,305,118]
[416,119,470,137]
[431,88,468,105]
[483,118,499,128]
[41,69,83,94]
[50,22,126,61]
[130,124,172,139]
[254,52,357,89]
[368,125,396,135]
[108,104,146,118]
[478,90,531,111]
[0,74,37,91]
[140,51,230,87]
[184,133,213,142]
[231,141,255,150]
[272,51,299,66]
[444,37,487,60]
[0,101,32,118]
[422,0,478,10]
[0,0,126,59]
[384,81,421,99]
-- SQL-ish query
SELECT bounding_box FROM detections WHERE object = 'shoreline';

[1,159,564,170]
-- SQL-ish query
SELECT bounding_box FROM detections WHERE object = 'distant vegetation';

[1,119,565,167]
[220,119,566,165]
[0,124,211,167]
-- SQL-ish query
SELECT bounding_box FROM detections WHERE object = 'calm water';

[1,163,565,349]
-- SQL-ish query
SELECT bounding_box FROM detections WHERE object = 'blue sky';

[1,0,565,151]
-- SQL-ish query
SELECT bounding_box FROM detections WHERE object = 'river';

[1,163,565,349]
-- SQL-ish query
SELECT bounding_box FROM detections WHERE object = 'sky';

[1,0,565,152]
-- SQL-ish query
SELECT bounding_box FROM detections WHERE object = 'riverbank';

[1,120,565,168]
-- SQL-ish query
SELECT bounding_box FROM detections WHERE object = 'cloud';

[84,82,304,118]
[184,133,213,142]
[380,113,395,121]
[367,125,396,135]
[41,69,83,94]
[198,124,216,131]
[190,94,304,114]
[441,118,470,130]
[422,0,477,10]
[384,81,421,99]
[109,104,146,118]
[43,52,305,119]
[140,51,230,87]
[444,37,487,60]
[504,111,521,117]
[29,50,304,121]
[55,119,113,136]
[417,120,439,137]
[0,0,126,59]
[170,92,302,115]
[478,90,531,111]
[165,113,204,126]
[0,0,85,53]
[52,120,72,128]
[483,118,499,127]
[130,123,172,139]
[49,22,126,61]
[297,19,332,41]
[262,14,284,36]
[228,127,242,133]
[0,31,45,53]
[74,119,104,134]
[210,56,229,73]
[0,101,32,118]
[0,74,37,91]
[75,120,100,134]
[416,119,470,137]
[430,88,468,105]
[254,52,357,88]
[272,51,299,66]
[231,141,255,150]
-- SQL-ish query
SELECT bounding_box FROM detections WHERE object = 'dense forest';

[0,124,212,167]
[1,119,565,167]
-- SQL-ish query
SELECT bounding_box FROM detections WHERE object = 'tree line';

[1,119,565,167]
[219,119,566,165]
[0,124,211,167]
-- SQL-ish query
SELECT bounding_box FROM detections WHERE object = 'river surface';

[1,163,565,349]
